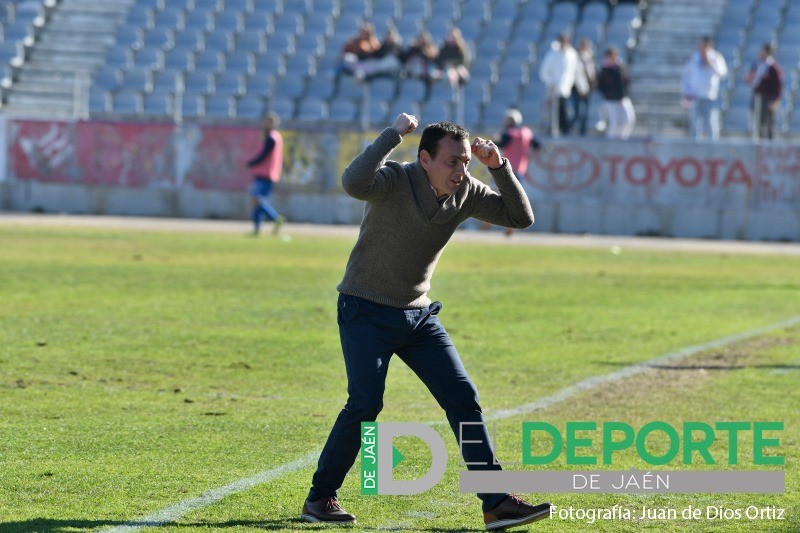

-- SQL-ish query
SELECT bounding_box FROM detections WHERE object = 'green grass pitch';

[1,223,798,532]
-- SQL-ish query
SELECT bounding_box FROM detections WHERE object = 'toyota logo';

[526,146,600,192]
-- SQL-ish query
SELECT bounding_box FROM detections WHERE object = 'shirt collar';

[428,180,450,203]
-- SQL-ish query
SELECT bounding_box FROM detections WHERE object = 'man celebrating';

[301,113,551,530]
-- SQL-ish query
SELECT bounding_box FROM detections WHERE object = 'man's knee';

[444,380,481,413]
[344,397,384,420]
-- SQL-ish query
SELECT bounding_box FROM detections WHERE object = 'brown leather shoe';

[301,497,356,523]
[483,495,552,530]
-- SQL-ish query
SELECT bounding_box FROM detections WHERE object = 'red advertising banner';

[183,123,262,191]
[9,119,76,184]
[75,121,176,187]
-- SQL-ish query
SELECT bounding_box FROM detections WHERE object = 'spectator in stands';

[401,30,440,98]
[402,30,440,82]
[436,27,471,90]
[597,46,636,139]
[745,43,783,140]
[247,113,285,235]
[491,108,541,236]
[353,26,404,81]
[333,22,381,90]
[538,34,579,136]
[569,38,597,136]
[681,36,728,140]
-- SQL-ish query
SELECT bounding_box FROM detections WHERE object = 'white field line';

[107,314,800,531]
[106,452,320,532]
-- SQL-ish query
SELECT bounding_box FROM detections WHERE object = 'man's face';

[420,135,471,197]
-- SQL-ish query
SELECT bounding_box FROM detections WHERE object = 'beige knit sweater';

[337,128,534,308]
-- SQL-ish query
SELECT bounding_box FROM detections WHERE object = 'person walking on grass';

[301,113,551,530]
[247,112,285,235]
[492,107,541,237]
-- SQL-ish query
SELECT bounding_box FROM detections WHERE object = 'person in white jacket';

[538,34,579,136]
[681,36,728,140]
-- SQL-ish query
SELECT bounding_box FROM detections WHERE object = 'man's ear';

[419,150,432,171]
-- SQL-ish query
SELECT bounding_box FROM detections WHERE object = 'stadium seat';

[113,90,144,115]
[180,94,205,118]
[88,87,110,115]
[152,69,181,93]
[122,67,154,92]
[269,96,295,121]
[184,70,215,95]
[93,67,123,92]
[297,97,329,121]
[216,71,245,96]
[143,93,173,116]
[236,95,265,119]
[328,97,358,122]
[205,94,234,117]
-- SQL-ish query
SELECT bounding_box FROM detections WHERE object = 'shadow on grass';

[0,518,485,532]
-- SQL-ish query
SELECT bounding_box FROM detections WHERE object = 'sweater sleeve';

[341,128,403,202]
[247,136,275,167]
[468,158,534,228]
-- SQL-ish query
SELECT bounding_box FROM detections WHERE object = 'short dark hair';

[417,121,470,159]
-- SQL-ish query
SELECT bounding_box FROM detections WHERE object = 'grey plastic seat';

[113,90,144,115]
[204,31,235,53]
[184,70,215,95]
[180,95,205,117]
[328,97,358,122]
[214,11,244,33]
[88,87,111,115]
[152,69,182,93]
[143,93,173,116]
[194,50,225,72]
[245,71,275,97]
[173,29,204,51]
[236,95,265,119]
[274,76,305,99]
[184,10,213,31]
[216,71,245,96]
[133,47,164,69]
[121,67,154,91]
[93,66,123,91]
[226,50,255,75]
[153,8,185,31]
[142,27,174,50]
[235,31,267,55]
[582,1,610,24]
[269,96,295,121]
[163,48,194,70]
[297,97,329,121]
[194,0,225,11]
[205,94,234,117]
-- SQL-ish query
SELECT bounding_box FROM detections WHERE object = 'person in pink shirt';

[247,113,285,235]
[490,108,540,236]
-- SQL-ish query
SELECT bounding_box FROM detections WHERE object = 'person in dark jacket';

[597,47,635,139]
[745,43,783,140]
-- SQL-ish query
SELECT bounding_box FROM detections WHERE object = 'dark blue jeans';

[250,177,280,231]
[308,294,506,512]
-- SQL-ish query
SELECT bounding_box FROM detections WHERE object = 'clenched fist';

[391,113,418,136]
[471,137,503,169]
